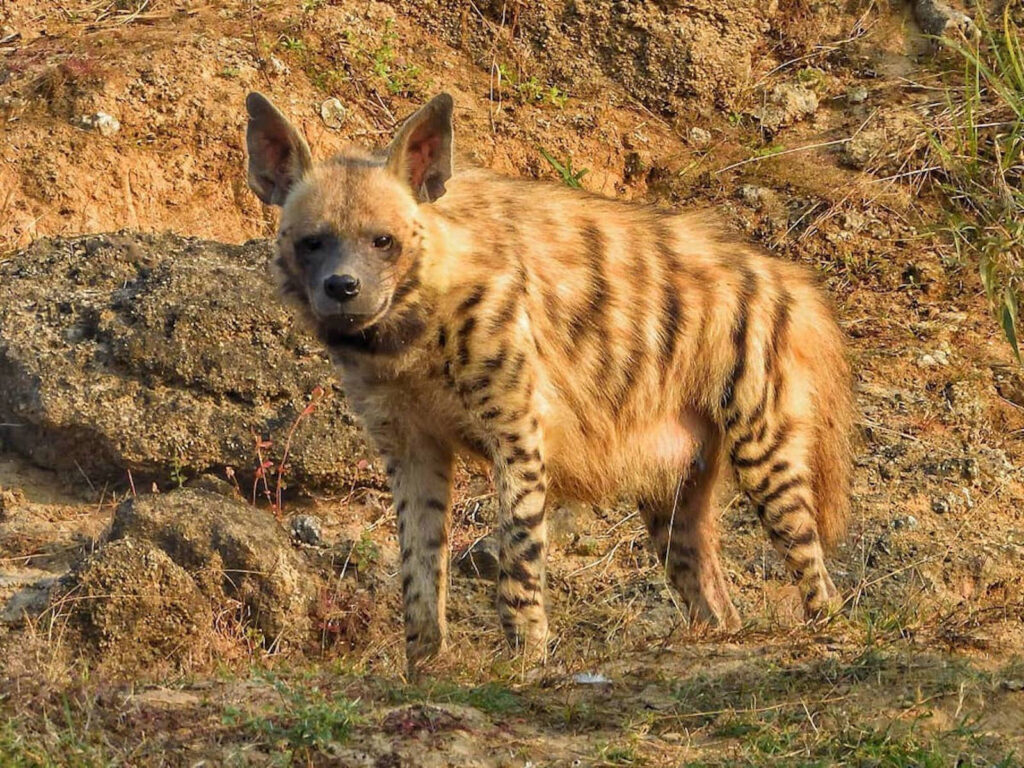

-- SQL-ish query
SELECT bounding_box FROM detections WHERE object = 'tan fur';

[244,92,854,673]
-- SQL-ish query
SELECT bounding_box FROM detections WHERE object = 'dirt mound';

[0,232,372,490]
[57,537,215,672]
[402,0,776,113]
[108,488,321,646]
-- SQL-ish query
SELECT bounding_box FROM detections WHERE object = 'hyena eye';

[372,234,394,250]
[296,235,324,255]
[294,235,325,267]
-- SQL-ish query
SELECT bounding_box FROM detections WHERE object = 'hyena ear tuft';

[386,93,454,203]
[245,92,313,206]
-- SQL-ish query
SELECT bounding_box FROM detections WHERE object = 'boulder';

[0,232,374,490]
[56,537,215,670]
[108,488,319,645]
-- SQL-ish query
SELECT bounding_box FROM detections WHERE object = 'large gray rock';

[108,488,319,646]
[0,232,373,490]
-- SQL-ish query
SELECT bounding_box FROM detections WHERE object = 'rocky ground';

[1,0,1023,765]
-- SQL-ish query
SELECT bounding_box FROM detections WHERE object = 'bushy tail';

[809,322,854,552]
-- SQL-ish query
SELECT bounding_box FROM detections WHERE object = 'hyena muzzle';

[243,91,854,673]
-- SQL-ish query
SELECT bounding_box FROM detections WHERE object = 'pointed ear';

[385,93,454,203]
[245,92,313,206]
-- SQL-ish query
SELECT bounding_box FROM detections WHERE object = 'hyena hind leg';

[729,420,838,618]
[639,436,742,632]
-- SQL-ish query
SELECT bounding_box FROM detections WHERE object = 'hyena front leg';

[490,415,549,657]
[639,432,741,632]
[382,434,455,672]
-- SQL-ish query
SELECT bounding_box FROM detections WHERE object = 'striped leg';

[492,416,549,657]
[640,435,741,631]
[730,416,837,617]
[384,435,455,674]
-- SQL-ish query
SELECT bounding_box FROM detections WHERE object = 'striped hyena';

[244,91,853,672]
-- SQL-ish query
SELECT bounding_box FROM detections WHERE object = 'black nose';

[324,274,360,301]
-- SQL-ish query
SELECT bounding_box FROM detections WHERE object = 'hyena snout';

[323,273,361,301]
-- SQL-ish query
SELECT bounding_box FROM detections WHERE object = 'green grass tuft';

[928,2,1024,362]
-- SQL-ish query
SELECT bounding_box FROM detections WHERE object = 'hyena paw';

[501,616,549,663]
[405,628,447,676]
[802,573,841,622]
[696,600,743,633]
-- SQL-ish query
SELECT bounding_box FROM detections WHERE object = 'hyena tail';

[807,315,853,552]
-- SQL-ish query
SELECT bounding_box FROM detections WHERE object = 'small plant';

[753,142,785,158]
[540,147,589,188]
[170,451,188,488]
[219,66,241,79]
[223,677,361,755]
[351,530,380,568]
[368,18,422,96]
[252,385,326,518]
[387,681,521,716]
[796,65,828,90]
[278,35,306,53]
[496,63,568,107]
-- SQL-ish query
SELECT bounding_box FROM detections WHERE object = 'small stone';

[932,497,950,515]
[185,473,238,498]
[914,0,978,40]
[572,672,611,685]
[1,577,57,624]
[737,184,777,210]
[268,56,289,76]
[756,84,818,133]
[841,210,867,232]
[80,112,120,136]
[878,462,896,481]
[290,514,324,546]
[1003,680,1024,692]
[455,536,500,581]
[961,458,980,481]
[892,514,918,530]
[320,97,347,130]
[918,353,938,368]
[842,128,885,169]
[847,85,869,104]
[687,126,712,148]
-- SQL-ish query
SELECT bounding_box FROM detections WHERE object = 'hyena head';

[244,91,454,337]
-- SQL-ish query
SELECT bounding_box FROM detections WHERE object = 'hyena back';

[244,91,853,672]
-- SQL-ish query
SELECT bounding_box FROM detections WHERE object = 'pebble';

[841,210,867,232]
[931,497,950,515]
[892,514,918,530]
[757,84,819,133]
[573,672,611,685]
[737,184,777,210]
[268,56,289,76]
[455,536,500,581]
[847,85,869,104]
[918,348,950,367]
[688,126,712,148]
[290,514,324,546]
[320,97,347,129]
[80,112,120,136]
